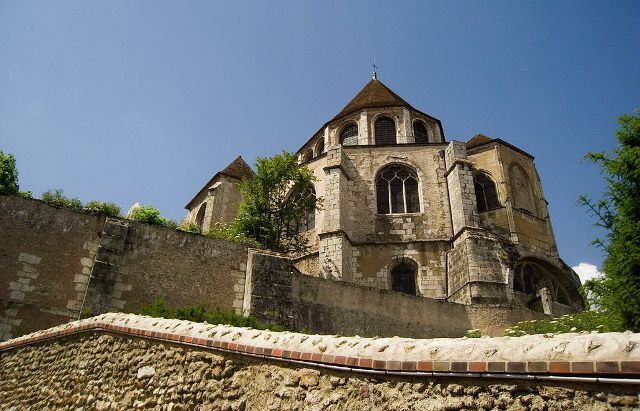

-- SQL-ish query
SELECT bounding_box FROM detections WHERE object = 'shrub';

[0,150,19,195]
[503,310,622,337]
[41,189,83,210]
[205,222,262,248]
[465,329,482,338]
[177,221,201,234]
[84,200,121,218]
[128,205,177,228]
[139,300,288,331]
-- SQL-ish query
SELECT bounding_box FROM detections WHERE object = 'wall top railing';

[1,313,639,384]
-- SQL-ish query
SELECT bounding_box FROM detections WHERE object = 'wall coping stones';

[1,313,638,382]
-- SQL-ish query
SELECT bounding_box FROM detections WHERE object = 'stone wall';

[0,196,247,341]
[2,314,638,410]
[0,196,105,340]
[246,251,547,337]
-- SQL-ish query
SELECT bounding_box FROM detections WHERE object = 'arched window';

[315,139,325,156]
[391,261,417,295]
[509,163,536,214]
[514,259,572,307]
[289,185,316,233]
[413,121,430,143]
[374,116,396,145]
[340,123,358,146]
[195,203,207,231]
[474,172,500,212]
[376,164,420,214]
[301,149,313,163]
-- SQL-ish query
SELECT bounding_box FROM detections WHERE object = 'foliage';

[465,329,482,338]
[0,150,20,195]
[204,222,262,248]
[139,299,288,331]
[233,151,320,253]
[128,205,177,228]
[84,200,121,218]
[177,221,201,234]
[41,189,83,210]
[578,109,640,331]
[504,310,621,337]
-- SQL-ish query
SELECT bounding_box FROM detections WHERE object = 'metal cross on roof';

[372,59,378,80]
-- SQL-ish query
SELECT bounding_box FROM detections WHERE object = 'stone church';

[185,75,584,317]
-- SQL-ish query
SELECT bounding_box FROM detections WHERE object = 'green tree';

[579,109,640,331]
[0,150,20,195]
[233,151,319,253]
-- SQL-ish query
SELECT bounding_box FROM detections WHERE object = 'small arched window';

[195,203,207,231]
[509,163,536,214]
[315,139,325,156]
[289,185,316,233]
[391,262,417,295]
[340,123,358,146]
[301,149,313,163]
[376,164,420,214]
[474,172,500,212]
[413,121,430,143]
[374,116,396,145]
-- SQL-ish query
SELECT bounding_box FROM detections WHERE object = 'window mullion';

[402,180,407,213]
[387,180,392,213]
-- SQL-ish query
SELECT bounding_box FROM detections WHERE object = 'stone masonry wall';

[0,196,247,341]
[0,196,105,340]
[247,252,546,338]
[2,314,638,410]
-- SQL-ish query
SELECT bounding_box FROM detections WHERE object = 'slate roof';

[185,156,254,210]
[332,79,417,121]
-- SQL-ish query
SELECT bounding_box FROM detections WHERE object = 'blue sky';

[1,1,639,277]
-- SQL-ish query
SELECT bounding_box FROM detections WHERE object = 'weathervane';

[372,58,378,80]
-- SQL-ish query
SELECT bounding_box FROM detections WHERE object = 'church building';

[185,75,584,317]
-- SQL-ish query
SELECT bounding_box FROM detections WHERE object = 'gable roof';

[185,156,254,210]
[332,78,417,121]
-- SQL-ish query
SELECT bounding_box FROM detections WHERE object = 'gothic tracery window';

[391,261,417,295]
[374,116,396,145]
[376,164,420,214]
[340,123,358,146]
[474,172,500,212]
[289,185,316,233]
[301,149,313,163]
[413,121,430,143]
[514,259,571,306]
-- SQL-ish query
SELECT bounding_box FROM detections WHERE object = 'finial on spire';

[371,58,378,80]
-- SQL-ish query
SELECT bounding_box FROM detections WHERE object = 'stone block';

[100,235,126,252]
[102,219,129,238]
[18,253,42,265]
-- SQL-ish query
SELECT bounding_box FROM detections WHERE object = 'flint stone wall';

[1,315,638,410]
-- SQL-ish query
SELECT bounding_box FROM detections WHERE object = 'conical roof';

[332,79,417,120]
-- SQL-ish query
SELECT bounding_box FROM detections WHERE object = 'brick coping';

[1,313,639,380]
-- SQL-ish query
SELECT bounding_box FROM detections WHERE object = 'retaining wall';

[0,196,247,341]
[1,314,638,410]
